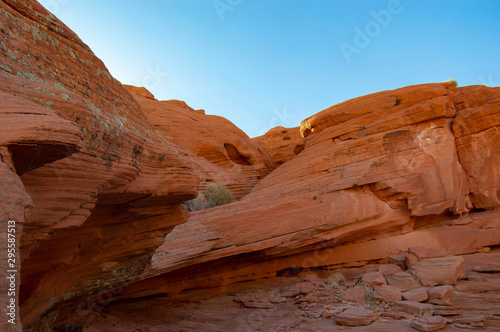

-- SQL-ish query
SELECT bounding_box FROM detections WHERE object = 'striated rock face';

[252,126,302,166]
[124,85,274,200]
[1,1,500,330]
[0,0,198,329]
[122,83,499,303]
[453,85,500,210]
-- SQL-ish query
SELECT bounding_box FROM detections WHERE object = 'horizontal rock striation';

[124,85,274,200]
[0,0,195,329]
[114,83,500,307]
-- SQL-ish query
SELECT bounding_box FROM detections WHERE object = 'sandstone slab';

[405,253,419,268]
[386,272,421,292]
[402,287,428,303]
[362,271,387,286]
[411,315,447,331]
[374,285,402,302]
[335,308,381,326]
[395,301,434,316]
[409,256,466,286]
[427,285,454,305]
[342,286,366,303]
[378,264,403,276]
[408,246,445,260]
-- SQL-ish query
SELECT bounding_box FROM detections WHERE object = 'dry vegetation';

[184,184,235,211]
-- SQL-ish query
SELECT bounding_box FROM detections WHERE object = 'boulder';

[427,285,454,305]
[378,264,403,276]
[411,315,448,331]
[405,253,420,268]
[395,301,434,316]
[362,272,387,286]
[342,286,366,303]
[387,253,407,268]
[409,256,466,286]
[386,272,421,292]
[335,308,381,326]
[374,285,402,302]
[402,287,428,303]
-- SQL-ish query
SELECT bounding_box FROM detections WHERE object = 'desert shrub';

[204,184,234,208]
[183,184,234,211]
[444,78,458,87]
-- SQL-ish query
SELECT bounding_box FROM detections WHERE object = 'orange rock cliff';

[1,1,499,331]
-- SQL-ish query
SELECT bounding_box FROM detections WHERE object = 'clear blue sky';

[42,0,500,137]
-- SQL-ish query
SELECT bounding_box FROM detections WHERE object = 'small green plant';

[444,78,458,87]
[184,184,234,211]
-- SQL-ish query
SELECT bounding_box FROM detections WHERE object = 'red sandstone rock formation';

[0,0,198,329]
[127,82,499,299]
[0,0,500,330]
[253,126,302,166]
[123,85,274,200]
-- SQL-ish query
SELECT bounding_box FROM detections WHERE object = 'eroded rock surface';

[125,85,274,200]
[0,0,197,329]
[253,126,303,166]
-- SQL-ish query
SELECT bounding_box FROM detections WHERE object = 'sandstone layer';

[0,0,268,329]
[124,85,274,200]
[253,126,302,166]
[0,0,499,331]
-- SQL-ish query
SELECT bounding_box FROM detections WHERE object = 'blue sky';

[42,0,500,137]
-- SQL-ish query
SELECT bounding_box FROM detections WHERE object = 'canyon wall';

[0,0,270,329]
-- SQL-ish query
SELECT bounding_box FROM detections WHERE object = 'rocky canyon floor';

[84,248,500,332]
